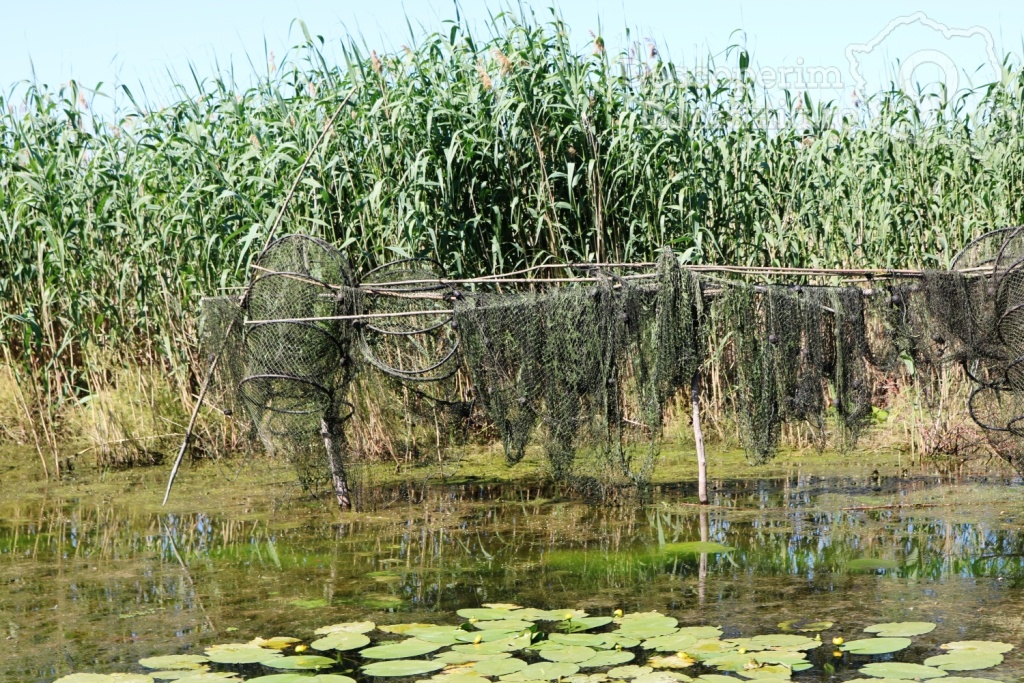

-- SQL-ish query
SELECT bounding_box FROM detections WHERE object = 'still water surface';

[2,460,1023,682]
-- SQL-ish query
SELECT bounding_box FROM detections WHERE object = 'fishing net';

[193,228,1024,500]
[456,252,701,487]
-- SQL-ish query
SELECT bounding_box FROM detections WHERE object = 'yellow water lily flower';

[832,636,844,645]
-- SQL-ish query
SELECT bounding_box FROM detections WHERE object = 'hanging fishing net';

[193,227,1024,502]
[456,252,702,488]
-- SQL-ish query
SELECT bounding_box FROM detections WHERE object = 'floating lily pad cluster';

[51,611,1015,683]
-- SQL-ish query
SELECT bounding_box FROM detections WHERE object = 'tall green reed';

[2,8,1024,460]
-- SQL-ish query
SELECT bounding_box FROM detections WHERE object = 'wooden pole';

[692,370,709,505]
[163,350,220,505]
[322,418,351,510]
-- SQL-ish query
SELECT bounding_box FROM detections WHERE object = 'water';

[2,455,1023,682]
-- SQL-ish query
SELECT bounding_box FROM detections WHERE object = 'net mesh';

[194,228,1024,500]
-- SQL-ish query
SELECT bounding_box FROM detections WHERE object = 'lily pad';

[777,620,833,633]
[940,641,1014,654]
[840,638,913,655]
[565,617,614,632]
[139,656,210,671]
[643,634,698,652]
[477,619,535,631]
[205,644,283,665]
[864,622,937,637]
[54,676,121,683]
[513,609,587,623]
[362,639,445,659]
[503,662,581,681]
[363,660,446,677]
[859,662,948,679]
[249,637,302,650]
[923,653,1004,671]
[939,678,1007,683]
[147,671,210,680]
[746,635,818,650]
[453,635,529,654]
[701,653,756,672]
[736,665,791,680]
[248,676,356,683]
[550,634,609,648]
[475,657,529,676]
[696,677,740,683]
[458,608,515,621]
[316,621,376,635]
[580,650,635,668]
[539,646,598,663]
[430,675,491,683]
[311,631,372,652]
[483,603,524,610]
[647,654,697,669]
[677,627,724,639]
[633,673,693,683]
[607,666,654,679]
[434,651,513,664]
[752,653,808,667]
[662,542,733,555]
[172,675,241,683]
[264,655,336,670]
[456,629,522,643]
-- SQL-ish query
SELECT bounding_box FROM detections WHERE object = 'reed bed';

[2,9,1023,466]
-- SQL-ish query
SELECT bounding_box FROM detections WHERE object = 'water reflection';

[1,474,1023,681]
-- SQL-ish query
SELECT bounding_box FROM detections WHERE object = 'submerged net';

[194,228,1024,499]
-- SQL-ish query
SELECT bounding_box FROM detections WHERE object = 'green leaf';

[564,616,613,632]
[139,656,210,671]
[362,660,446,677]
[457,608,515,620]
[607,666,654,679]
[539,646,597,663]
[859,662,948,679]
[430,674,491,683]
[923,653,1004,671]
[549,634,608,648]
[939,641,1014,654]
[502,662,581,681]
[247,676,356,683]
[204,643,283,664]
[310,631,372,652]
[315,621,375,635]
[362,639,445,659]
[863,622,936,637]
[840,638,913,655]
[474,657,528,676]
[661,542,733,555]
[776,620,832,633]
[263,655,336,670]
[580,650,635,668]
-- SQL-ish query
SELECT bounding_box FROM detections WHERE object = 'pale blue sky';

[2,1,1022,112]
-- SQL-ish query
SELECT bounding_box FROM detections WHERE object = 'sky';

[2,1,1023,115]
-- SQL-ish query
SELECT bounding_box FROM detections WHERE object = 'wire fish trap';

[240,235,357,501]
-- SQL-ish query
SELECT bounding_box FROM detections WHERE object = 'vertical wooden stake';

[692,370,709,505]
[698,508,709,606]
[322,418,351,510]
